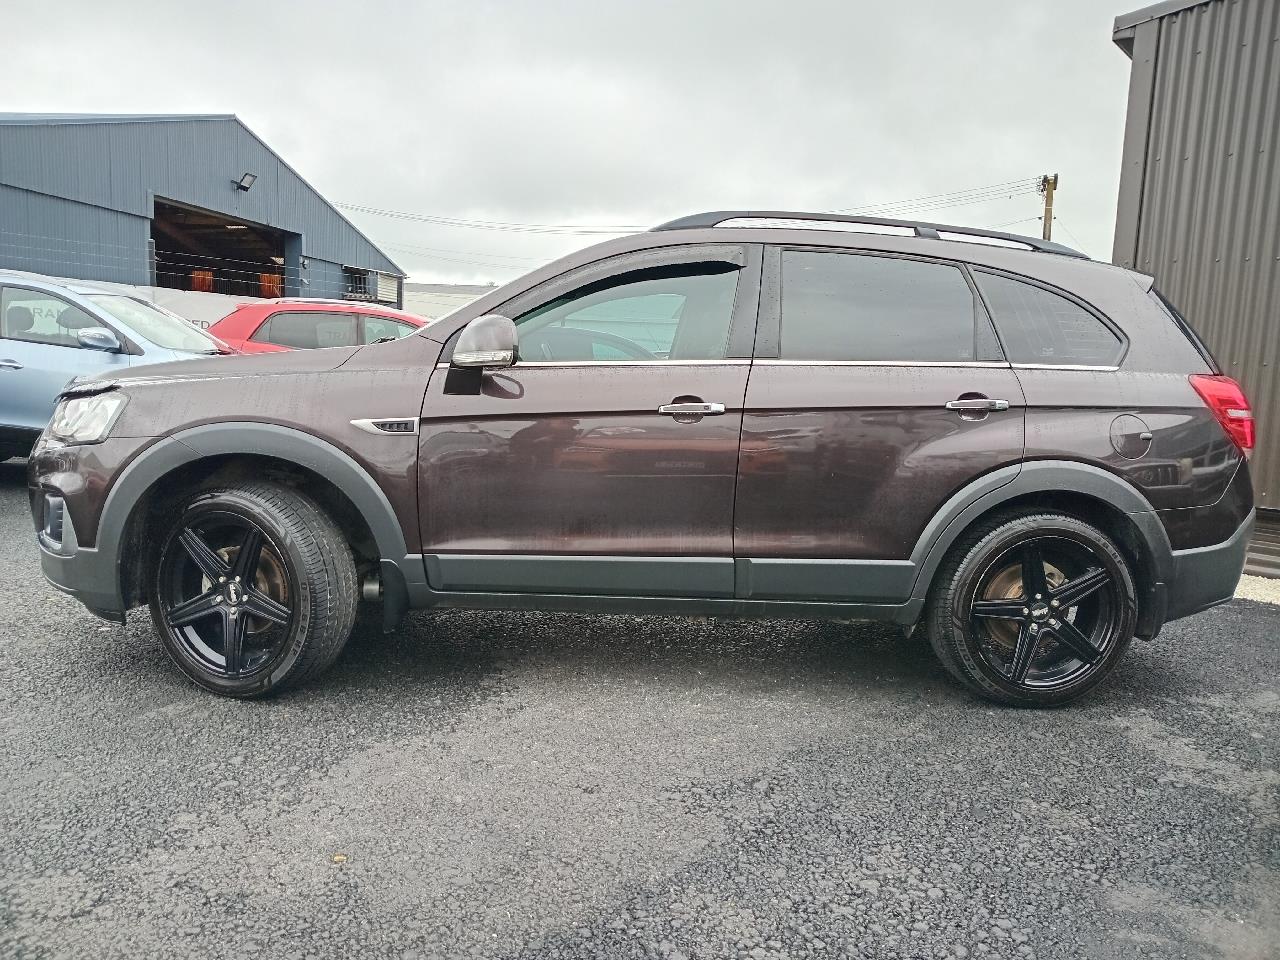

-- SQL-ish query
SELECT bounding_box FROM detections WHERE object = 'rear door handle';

[658,402,726,416]
[0,359,22,370]
[945,398,1009,412]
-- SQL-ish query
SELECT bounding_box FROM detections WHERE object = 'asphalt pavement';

[1,457,1276,960]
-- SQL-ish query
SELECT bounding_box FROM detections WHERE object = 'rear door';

[417,244,761,598]
[734,246,1025,601]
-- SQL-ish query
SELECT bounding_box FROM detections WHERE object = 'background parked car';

[209,299,430,353]
[0,275,234,461]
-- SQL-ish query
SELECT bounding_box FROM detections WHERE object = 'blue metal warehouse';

[0,113,404,306]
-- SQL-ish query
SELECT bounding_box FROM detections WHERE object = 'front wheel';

[926,512,1137,707]
[150,482,358,698]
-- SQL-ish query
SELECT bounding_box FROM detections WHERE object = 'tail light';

[1190,374,1255,455]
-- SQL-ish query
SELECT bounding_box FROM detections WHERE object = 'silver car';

[0,274,231,460]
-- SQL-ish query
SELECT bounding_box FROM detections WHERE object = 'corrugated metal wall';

[0,183,150,283]
[0,117,402,285]
[1113,0,1280,507]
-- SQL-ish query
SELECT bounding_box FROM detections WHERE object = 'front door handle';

[0,359,22,370]
[945,398,1009,412]
[658,401,726,416]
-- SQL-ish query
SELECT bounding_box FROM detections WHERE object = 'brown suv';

[29,211,1256,706]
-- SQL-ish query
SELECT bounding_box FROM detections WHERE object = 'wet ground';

[1,459,1276,959]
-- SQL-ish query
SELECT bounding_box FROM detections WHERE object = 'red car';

[209,299,430,354]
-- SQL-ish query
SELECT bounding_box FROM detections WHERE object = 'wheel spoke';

[1020,543,1049,601]
[972,598,1028,621]
[222,609,248,676]
[1007,622,1041,684]
[1052,567,1111,609]
[243,587,290,626]
[178,528,229,581]
[166,590,221,627]
[1047,617,1102,665]
[230,527,264,585]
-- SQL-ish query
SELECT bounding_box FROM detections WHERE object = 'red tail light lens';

[1190,374,1255,454]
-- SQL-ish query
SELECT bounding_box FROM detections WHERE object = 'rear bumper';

[1164,510,1254,623]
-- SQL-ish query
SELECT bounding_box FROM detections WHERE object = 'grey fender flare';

[98,423,417,619]
[905,460,1174,604]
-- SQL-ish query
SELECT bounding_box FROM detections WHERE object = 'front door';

[0,286,132,448]
[734,246,1026,602]
[418,244,761,598]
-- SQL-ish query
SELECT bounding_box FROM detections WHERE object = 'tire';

[149,482,358,698]
[925,511,1137,707]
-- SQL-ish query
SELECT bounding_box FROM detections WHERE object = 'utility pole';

[1039,174,1059,241]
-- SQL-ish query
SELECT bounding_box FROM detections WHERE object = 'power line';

[334,202,646,235]
[830,178,1040,216]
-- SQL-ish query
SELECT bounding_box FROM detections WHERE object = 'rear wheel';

[926,511,1137,707]
[149,482,358,698]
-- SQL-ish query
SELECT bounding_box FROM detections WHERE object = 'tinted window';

[0,288,101,348]
[976,272,1124,367]
[253,311,357,349]
[514,265,739,362]
[779,251,979,362]
[362,315,412,343]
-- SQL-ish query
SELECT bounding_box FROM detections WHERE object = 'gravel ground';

[1,458,1277,960]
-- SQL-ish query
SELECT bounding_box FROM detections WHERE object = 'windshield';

[86,295,221,353]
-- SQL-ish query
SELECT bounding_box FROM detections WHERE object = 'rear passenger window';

[779,251,984,362]
[252,311,357,349]
[975,272,1124,367]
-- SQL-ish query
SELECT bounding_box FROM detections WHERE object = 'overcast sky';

[7,0,1137,284]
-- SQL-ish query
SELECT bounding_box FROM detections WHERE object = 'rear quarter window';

[974,271,1124,368]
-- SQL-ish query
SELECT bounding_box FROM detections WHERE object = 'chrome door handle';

[658,402,726,416]
[945,398,1009,412]
[0,360,22,370]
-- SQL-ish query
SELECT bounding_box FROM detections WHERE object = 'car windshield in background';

[86,295,220,353]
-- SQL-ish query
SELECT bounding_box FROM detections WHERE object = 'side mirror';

[452,314,517,369]
[76,327,122,352]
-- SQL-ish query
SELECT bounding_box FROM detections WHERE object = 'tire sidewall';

[943,516,1137,707]
[151,489,314,698]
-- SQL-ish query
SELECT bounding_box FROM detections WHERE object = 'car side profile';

[0,274,234,461]
[28,211,1255,706]
[208,298,429,354]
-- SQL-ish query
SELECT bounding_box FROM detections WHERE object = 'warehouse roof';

[0,113,237,125]
[1114,0,1213,46]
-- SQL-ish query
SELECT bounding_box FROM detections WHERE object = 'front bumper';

[35,491,127,622]
[1164,510,1255,623]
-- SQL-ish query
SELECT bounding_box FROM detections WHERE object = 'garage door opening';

[151,199,291,297]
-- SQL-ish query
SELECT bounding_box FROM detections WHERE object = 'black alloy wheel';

[150,483,358,698]
[927,512,1138,707]
[967,537,1124,688]
[156,514,295,680]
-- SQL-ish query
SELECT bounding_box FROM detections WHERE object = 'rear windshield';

[1151,288,1220,372]
[86,295,220,353]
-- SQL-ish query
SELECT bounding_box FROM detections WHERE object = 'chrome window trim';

[433,359,752,370]
[1010,363,1120,372]
[754,359,1012,369]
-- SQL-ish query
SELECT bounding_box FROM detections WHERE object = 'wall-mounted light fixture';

[233,172,258,192]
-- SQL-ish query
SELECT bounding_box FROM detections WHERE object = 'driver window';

[1,288,100,348]
[514,263,739,362]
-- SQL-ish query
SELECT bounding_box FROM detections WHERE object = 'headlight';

[48,392,128,445]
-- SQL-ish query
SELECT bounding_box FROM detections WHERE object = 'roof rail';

[651,210,1088,259]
